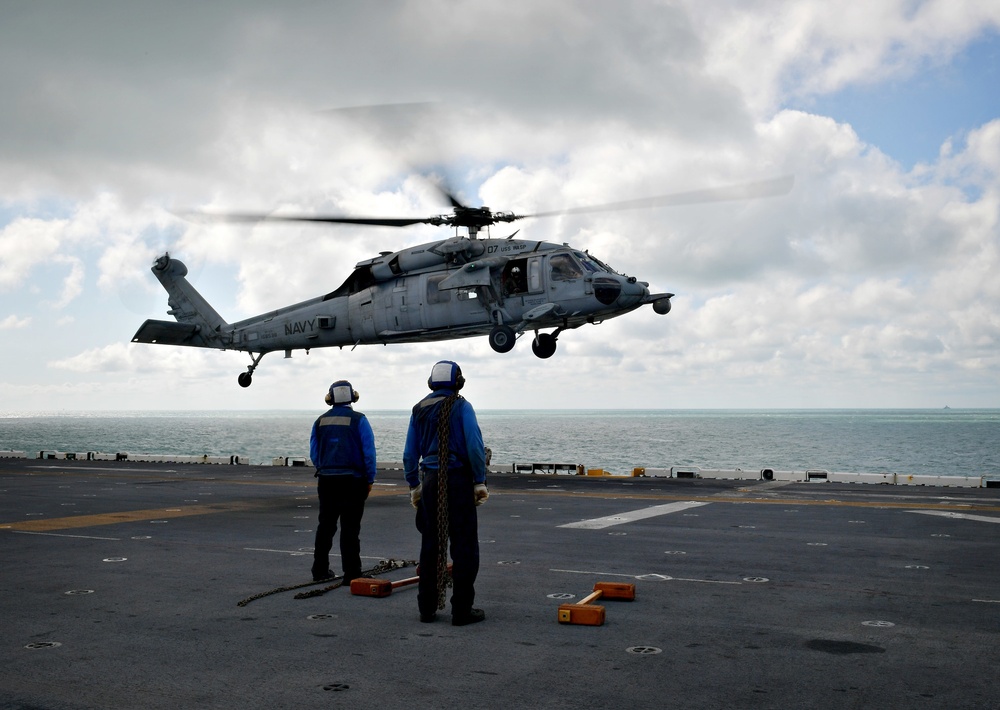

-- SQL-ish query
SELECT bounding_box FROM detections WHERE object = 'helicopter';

[131,175,792,387]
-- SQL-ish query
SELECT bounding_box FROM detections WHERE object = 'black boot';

[452,608,485,626]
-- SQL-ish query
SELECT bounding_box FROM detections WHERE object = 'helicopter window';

[501,258,529,296]
[528,257,542,292]
[457,288,477,301]
[589,254,619,275]
[427,275,451,304]
[574,252,601,273]
[550,253,584,281]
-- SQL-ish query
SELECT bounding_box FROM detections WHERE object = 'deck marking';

[558,501,709,529]
[551,568,741,585]
[907,510,1000,524]
[1,500,275,532]
[551,568,634,578]
[13,530,121,541]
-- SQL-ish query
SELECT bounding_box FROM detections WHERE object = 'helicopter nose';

[593,275,646,307]
[616,276,648,307]
[592,276,623,305]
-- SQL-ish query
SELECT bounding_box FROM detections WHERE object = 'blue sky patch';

[797,32,1000,169]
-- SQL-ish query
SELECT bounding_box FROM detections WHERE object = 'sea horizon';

[2,408,998,478]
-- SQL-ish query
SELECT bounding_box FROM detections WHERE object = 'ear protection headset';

[325,380,360,405]
[428,360,465,391]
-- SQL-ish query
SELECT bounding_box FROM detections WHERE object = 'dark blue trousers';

[313,474,367,580]
[416,468,480,617]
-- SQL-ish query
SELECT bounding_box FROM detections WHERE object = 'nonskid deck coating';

[1,458,998,709]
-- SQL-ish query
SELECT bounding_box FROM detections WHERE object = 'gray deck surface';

[2,458,999,709]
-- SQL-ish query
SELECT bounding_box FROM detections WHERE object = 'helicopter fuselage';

[132,236,672,386]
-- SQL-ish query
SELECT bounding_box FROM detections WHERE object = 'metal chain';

[435,394,459,610]
[237,576,338,607]
[295,558,415,600]
[236,558,416,607]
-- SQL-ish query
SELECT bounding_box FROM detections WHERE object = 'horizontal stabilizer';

[132,319,206,347]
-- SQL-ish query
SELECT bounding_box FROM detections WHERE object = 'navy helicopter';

[132,175,791,387]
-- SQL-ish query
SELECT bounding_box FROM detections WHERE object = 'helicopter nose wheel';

[238,372,253,388]
[531,332,557,359]
[488,325,516,353]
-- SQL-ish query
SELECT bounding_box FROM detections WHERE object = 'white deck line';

[558,501,709,529]
[907,510,1000,524]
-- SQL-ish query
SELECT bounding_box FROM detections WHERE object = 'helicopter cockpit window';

[574,252,602,273]
[589,254,619,275]
[550,253,584,281]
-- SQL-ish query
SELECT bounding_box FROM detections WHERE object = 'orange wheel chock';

[350,564,451,598]
[557,582,636,626]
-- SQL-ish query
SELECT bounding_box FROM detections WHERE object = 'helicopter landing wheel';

[239,352,265,388]
[531,332,557,359]
[488,325,516,353]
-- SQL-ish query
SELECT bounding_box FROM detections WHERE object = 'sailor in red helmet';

[404,360,489,625]
[310,379,377,583]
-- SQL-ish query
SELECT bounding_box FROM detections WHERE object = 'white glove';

[474,483,489,506]
[410,484,422,509]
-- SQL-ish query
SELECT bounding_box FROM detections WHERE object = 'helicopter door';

[503,256,545,297]
[350,293,377,341]
[387,278,418,332]
[547,253,586,301]
[422,273,488,330]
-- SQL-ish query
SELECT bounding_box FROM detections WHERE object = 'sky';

[1,0,999,411]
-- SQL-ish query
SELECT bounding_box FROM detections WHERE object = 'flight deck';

[2,458,998,709]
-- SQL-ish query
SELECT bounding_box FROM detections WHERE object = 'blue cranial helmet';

[428,360,465,391]
[326,380,358,405]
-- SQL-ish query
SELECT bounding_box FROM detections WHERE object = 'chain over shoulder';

[434,394,459,610]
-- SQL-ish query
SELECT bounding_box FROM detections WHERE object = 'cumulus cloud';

[1,314,31,329]
[0,216,67,291]
[689,0,1000,114]
[0,1,997,409]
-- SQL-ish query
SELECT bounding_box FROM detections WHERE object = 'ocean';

[1,409,998,478]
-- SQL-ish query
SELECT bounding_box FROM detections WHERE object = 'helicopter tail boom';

[131,254,229,350]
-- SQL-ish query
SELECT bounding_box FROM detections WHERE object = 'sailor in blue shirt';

[310,380,377,582]
[404,360,489,625]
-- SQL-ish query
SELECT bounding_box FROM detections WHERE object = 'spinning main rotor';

[194,175,793,239]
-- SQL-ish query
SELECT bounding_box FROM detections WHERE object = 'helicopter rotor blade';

[441,186,467,211]
[323,102,470,211]
[519,175,794,220]
[182,212,435,228]
[180,175,794,233]
[421,174,467,211]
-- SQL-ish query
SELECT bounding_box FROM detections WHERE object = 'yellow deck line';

[4,466,997,532]
[1,501,272,532]
[0,487,400,533]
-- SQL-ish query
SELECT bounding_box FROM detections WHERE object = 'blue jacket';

[403,390,486,488]
[310,405,377,483]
